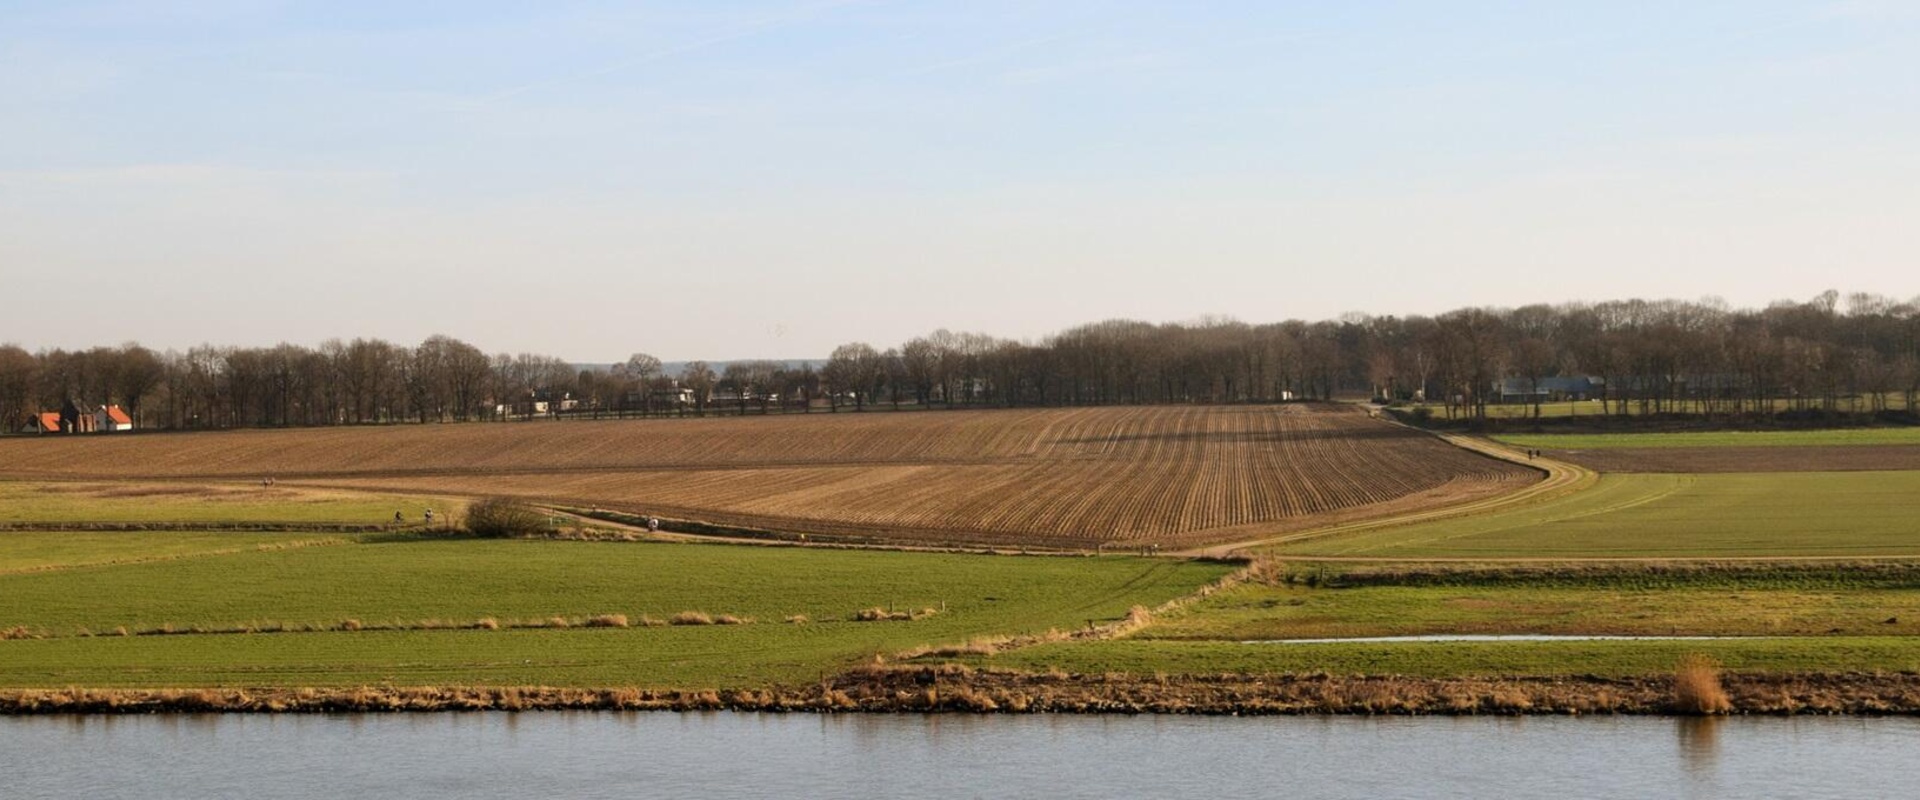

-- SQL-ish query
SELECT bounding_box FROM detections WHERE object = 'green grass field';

[1496,429,1920,450]
[1136,574,1920,641]
[0,531,344,573]
[0,532,1230,688]
[0,481,457,525]
[11,430,1920,695]
[1417,396,1916,421]
[963,568,1920,679]
[1270,471,1920,558]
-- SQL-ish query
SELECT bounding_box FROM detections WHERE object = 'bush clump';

[1674,653,1732,714]
[465,497,553,538]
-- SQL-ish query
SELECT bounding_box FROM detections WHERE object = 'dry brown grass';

[852,606,940,622]
[1674,654,1733,714]
[23,668,1920,714]
[1247,555,1288,586]
[671,611,715,626]
[584,614,629,629]
[0,405,1536,549]
[473,617,500,630]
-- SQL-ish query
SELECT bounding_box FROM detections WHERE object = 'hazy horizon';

[3,289,1917,364]
[5,2,1918,360]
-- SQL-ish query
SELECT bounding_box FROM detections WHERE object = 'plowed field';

[0,405,1536,548]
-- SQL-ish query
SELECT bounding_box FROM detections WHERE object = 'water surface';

[2,712,1908,799]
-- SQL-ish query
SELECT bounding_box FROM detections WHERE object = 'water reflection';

[3,713,1916,800]
[1676,717,1722,780]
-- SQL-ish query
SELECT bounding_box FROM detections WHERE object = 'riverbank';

[7,665,1920,715]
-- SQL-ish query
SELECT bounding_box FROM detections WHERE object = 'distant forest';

[4,290,1918,432]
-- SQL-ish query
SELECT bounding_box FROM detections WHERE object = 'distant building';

[1495,376,1600,404]
[651,388,696,406]
[96,404,134,432]
[20,412,60,434]
[59,400,98,433]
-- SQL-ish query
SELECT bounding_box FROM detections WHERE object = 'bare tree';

[681,361,716,414]
[0,345,36,431]
[823,343,882,410]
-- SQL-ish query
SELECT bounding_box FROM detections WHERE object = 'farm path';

[1178,421,1596,559]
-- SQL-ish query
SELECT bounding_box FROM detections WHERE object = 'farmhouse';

[96,404,134,432]
[16,401,131,434]
[60,400,99,433]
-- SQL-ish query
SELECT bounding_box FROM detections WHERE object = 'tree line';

[4,290,1918,432]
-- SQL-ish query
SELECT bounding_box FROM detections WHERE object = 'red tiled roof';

[104,405,132,425]
[34,412,60,432]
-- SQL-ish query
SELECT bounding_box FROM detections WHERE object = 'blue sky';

[3,1,1916,359]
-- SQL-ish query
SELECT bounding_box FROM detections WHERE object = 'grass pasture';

[1497,428,1920,450]
[0,531,342,573]
[0,481,455,527]
[1418,396,1917,421]
[1136,569,1920,641]
[0,532,1231,688]
[985,636,1920,679]
[1270,471,1920,558]
[979,566,1920,679]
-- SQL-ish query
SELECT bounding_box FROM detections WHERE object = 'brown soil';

[7,666,1920,715]
[0,405,1538,549]
[1553,445,1920,473]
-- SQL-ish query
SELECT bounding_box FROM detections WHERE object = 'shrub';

[465,497,553,538]
[1247,555,1288,586]
[1674,654,1732,714]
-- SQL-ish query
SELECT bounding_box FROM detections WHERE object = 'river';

[2,712,1909,799]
